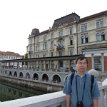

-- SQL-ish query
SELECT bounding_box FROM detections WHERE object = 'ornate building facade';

[27,10,107,72]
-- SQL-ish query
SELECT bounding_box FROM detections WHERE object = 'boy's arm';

[92,79,100,107]
[66,95,70,107]
[93,99,100,107]
[63,74,72,107]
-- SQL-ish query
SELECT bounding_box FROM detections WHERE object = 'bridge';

[0,85,107,107]
[0,67,70,92]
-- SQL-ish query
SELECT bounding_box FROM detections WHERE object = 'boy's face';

[76,59,88,73]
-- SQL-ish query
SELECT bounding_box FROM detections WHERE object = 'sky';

[0,0,107,55]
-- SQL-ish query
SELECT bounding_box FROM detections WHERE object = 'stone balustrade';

[0,85,107,107]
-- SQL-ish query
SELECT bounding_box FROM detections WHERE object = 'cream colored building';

[0,51,22,67]
[27,10,107,72]
[78,11,107,72]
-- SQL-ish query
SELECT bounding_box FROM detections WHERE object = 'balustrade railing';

[0,85,107,107]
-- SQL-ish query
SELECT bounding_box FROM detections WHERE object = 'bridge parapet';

[0,85,107,107]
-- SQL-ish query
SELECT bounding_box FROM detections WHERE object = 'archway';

[42,74,49,81]
[14,71,17,77]
[9,71,12,76]
[26,73,30,79]
[33,73,39,80]
[52,75,61,83]
[19,72,23,78]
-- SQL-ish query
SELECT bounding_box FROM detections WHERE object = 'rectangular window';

[81,36,88,44]
[51,40,54,48]
[36,45,37,51]
[70,37,73,45]
[94,56,102,71]
[30,45,32,51]
[69,27,72,35]
[96,32,105,41]
[60,40,64,48]
[45,42,47,49]
[85,37,88,43]
[37,37,39,43]
[81,23,87,32]
[81,37,84,44]
[70,39,73,45]
[43,42,47,50]
[43,53,46,57]
[69,48,73,55]
[96,33,101,41]
[51,52,53,57]
[101,33,105,40]
[59,30,63,37]
[38,44,40,51]
[51,32,54,39]
[96,19,103,28]
[59,51,63,56]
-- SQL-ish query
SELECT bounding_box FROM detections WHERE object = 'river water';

[0,82,47,102]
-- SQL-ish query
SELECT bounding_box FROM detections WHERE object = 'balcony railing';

[57,36,64,41]
[57,45,64,50]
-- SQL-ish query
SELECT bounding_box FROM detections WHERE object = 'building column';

[91,54,94,69]
[101,53,104,72]
[17,62,19,68]
[40,61,42,71]
[43,61,45,71]
[49,60,51,70]
[37,61,39,70]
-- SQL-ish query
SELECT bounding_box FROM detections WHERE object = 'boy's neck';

[77,71,85,76]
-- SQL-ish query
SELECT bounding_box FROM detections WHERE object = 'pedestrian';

[63,55,100,107]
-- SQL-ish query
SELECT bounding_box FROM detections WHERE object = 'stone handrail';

[0,91,66,107]
[0,85,107,107]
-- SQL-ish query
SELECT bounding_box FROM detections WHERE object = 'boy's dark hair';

[75,55,88,64]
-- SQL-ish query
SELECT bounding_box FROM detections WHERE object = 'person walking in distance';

[63,56,100,107]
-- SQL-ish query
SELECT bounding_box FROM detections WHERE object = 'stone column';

[44,61,46,71]
[17,62,19,68]
[91,53,94,69]
[101,53,104,72]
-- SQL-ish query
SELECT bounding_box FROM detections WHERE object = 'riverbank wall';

[0,76,63,92]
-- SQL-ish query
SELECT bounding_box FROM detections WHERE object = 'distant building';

[0,51,22,60]
[0,51,22,67]
[26,10,107,72]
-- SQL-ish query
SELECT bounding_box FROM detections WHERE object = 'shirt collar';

[75,70,86,78]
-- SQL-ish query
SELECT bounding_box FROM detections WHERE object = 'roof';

[79,10,107,23]
[0,51,21,56]
[52,13,80,28]
[29,10,107,38]
[29,29,49,38]
[40,30,49,35]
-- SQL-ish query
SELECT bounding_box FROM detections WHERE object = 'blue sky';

[0,0,106,55]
